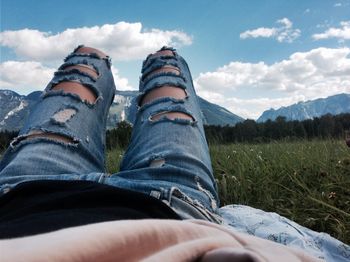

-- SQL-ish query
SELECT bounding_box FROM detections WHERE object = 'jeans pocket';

[166,187,222,224]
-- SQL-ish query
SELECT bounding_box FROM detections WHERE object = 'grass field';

[106,139,350,244]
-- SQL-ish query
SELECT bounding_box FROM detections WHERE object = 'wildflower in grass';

[231,176,239,184]
[328,192,336,199]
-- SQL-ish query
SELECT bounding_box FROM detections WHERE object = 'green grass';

[106,139,350,244]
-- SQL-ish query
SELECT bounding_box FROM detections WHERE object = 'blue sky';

[1,0,350,119]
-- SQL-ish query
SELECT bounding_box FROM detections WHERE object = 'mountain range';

[1,89,349,131]
[257,93,350,122]
[0,89,244,131]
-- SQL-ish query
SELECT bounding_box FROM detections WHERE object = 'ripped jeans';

[0,46,221,223]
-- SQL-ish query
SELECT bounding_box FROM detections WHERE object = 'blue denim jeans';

[0,46,221,223]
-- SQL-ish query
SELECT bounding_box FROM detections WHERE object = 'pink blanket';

[0,219,322,262]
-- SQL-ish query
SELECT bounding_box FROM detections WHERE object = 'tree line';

[204,113,350,144]
[1,113,350,151]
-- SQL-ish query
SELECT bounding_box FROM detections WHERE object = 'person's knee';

[50,46,107,104]
[140,49,192,121]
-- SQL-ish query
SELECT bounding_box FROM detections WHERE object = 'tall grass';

[209,139,350,244]
[106,139,350,244]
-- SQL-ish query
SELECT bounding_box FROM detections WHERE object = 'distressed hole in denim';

[150,111,194,122]
[140,86,187,106]
[149,158,165,168]
[52,108,77,124]
[63,64,99,79]
[17,130,77,145]
[143,65,180,81]
[74,46,108,59]
[51,81,97,103]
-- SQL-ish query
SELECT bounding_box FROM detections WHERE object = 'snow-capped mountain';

[257,93,350,122]
[0,89,244,131]
[0,90,40,131]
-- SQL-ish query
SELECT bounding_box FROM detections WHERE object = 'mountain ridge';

[257,93,350,122]
[0,89,244,131]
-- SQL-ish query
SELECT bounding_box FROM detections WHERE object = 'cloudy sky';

[1,0,350,119]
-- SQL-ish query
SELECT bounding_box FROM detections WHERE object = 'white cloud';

[312,21,350,40]
[111,66,134,91]
[0,21,192,62]
[240,18,300,43]
[195,47,350,119]
[0,61,134,95]
[334,3,342,7]
[239,28,276,39]
[0,61,55,94]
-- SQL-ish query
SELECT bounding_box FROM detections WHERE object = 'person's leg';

[115,47,220,222]
[0,46,115,183]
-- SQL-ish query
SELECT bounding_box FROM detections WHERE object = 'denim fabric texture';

[0,46,221,223]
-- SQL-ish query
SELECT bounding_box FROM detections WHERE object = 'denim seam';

[140,73,187,90]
